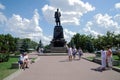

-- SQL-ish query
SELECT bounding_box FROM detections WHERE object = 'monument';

[50,8,67,53]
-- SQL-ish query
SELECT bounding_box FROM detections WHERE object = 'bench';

[11,62,19,69]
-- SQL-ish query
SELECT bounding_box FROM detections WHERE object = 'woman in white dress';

[100,47,106,70]
[66,45,73,61]
[95,47,107,71]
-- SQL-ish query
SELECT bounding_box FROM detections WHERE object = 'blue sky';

[0,0,120,45]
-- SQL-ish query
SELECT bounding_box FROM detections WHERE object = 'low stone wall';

[93,58,101,64]
[113,60,120,66]
[93,58,120,66]
[93,58,120,72]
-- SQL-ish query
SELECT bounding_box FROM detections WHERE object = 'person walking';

[78,47,83,60]
[106,46,113,69]
[72,46,77,60]
[67,45,73,61]
[100,47,107,70]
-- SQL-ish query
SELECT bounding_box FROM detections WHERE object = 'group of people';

[98,46,113,71]
[18,52,29,70]
[67,45,83,61]
[66,45,113,71]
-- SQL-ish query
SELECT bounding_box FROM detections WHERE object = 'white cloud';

[84,13,120,36]
[0,12,7,24]
[0,3,5,10]
[5,9,51,45]
[64,28,76,43]
[94,14,118,28]
[0,3,6,28]
[114,14,120,24]
[42,5,55,24]
[42,0,95,26]
[115,3,120,9]
[84,21,103,37]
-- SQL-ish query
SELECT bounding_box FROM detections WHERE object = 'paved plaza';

[5,52,120,80]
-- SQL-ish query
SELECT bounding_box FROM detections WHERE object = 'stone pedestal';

[50,25,67,53]
[51,26,66,47]
[51,38,66,47]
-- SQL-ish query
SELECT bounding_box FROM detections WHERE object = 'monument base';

[50,47,67,53]
[51,39,66,47]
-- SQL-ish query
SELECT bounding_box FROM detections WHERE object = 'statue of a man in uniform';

[54,8,61,26]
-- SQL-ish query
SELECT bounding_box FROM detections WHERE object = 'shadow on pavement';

[91,67,110,72]
[59,59,71,62]
[59,58,82,62]
[91,68,103,72]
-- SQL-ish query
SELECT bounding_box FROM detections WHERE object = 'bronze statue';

[54,8,61,26]
[51,8,66,48]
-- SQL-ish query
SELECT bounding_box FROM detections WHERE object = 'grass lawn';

[113,55,120,68]
[87,55,119,61]
[86,57,94,61]
[0,56,18,80]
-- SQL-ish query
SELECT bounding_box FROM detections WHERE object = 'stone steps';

[50,47,67,53]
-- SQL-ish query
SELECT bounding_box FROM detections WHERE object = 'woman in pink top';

[106,46,112,69]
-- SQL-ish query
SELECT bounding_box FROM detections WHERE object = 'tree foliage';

[0,34,38,53]
[69,31,120,52]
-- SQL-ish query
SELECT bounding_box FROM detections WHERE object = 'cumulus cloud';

[42,5,55,24]
[84,13,120,37]
[115,3,120,9]
[5,9,51,45]
[114,14,120,24]
[0,12,7,24]
[64,28,76,43]
[0,3,6,24]
[42,0,95,26]
[0,3,5,10]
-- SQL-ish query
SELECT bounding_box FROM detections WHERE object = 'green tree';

[21,38,30,52]
[69,33,94,52]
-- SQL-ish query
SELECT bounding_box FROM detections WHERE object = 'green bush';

[14,51,20,55]
[0,53,10,62]
[116,51,120,60]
